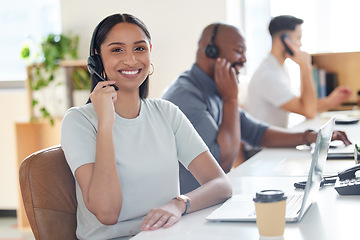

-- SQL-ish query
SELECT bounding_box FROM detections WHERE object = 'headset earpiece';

[87,54,103,75]
[205,44,219,59]
[205,23,220,59]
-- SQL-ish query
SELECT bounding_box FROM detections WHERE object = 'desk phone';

[334,165,360,195]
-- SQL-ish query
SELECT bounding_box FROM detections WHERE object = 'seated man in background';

[162,23,351,194]
[245,15,352,128]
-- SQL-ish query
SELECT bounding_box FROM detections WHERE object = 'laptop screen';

[205,117,335,222]
[298,117,335,219]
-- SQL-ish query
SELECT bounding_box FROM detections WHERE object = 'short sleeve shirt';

[245,54,295,128]
[61,98,208,239]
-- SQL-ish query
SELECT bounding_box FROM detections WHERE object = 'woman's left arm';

[141,151,232,231]
[184,151,232,212]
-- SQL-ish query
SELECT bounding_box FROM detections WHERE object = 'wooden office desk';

[130,112,360,240]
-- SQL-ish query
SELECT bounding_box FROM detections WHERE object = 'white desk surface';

[131,112,360,240]
[132,177,360,240]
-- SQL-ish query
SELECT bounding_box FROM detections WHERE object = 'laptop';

[206,117,335,223]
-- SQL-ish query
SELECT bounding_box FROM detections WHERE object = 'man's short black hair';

[268,15,304,36]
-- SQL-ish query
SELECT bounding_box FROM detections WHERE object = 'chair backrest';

[19,145,78,240]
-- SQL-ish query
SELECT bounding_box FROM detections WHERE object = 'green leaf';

[32,99,38,107]
[72,68,91,90]
[40,107,50,118]
[20,46,30,59]
[355,144,360,153]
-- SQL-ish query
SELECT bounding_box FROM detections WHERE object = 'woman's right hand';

[90,81,118,126]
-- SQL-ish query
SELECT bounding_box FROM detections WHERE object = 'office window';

[0,0,61,86]
[226,0,271,84]
[269,0,360,54]
[227,0,271,105]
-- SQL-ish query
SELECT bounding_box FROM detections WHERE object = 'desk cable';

[294,175,338,189]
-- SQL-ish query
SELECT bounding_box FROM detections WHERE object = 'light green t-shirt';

[61,98,208,240]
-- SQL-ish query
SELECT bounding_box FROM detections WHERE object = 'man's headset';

[87,21,119,91]
[205,23,220,59]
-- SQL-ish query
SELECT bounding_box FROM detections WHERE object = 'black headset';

[205,23,220,59]
[87,23,105,79]
[87,21,119,90]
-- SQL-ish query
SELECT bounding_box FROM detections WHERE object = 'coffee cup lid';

[253,190,287,203]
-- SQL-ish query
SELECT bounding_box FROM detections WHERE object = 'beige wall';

[0,89,29,209]
[60,0,228,98]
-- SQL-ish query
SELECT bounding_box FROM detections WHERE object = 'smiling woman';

[60,13,232,240]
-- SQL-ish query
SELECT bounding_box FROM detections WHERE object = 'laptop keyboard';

[286,194,303,216]
[248,194,303,217]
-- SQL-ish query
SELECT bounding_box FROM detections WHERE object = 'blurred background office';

[1,0,360,231]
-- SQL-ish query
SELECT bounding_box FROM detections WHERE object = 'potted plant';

[21,33,81,125]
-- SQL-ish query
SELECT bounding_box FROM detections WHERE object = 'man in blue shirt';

[162,23,351,194]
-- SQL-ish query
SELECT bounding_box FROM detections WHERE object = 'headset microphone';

[87,58,119,91]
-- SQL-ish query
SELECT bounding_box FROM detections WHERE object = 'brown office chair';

[19,145,78,240]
